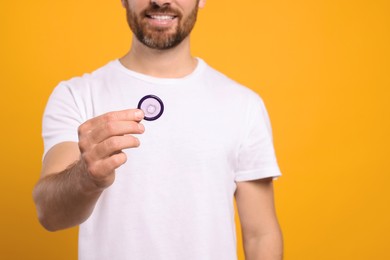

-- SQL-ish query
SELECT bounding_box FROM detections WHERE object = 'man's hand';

[77,109,145,190]
[33,109,145,231]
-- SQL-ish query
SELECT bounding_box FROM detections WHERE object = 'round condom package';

[137,95,164,121]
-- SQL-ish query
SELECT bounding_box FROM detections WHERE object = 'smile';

[149,15,176,20]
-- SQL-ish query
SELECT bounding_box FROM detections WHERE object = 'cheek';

[183,1,199,15]
[198,0,206,9]
[127,0,145,13]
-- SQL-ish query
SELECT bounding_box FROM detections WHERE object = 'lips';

[146,14,177,20]
[144,13,179,27]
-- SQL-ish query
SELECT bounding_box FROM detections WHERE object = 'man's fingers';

[92,135,140,160]
[85,152,128,185]
[76,109,144,187]
[88,121,144,144]
[78,109,144,136]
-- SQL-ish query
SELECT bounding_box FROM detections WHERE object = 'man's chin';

[137,32,181,50]
[141,39,179,50]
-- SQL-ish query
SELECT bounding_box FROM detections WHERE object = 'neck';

[119,36,197,78]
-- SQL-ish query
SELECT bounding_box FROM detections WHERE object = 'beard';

[125,1,199,50]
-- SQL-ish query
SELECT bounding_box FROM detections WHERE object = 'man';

[33,0,283,259]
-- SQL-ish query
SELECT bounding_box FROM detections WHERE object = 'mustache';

[141,4,183,18]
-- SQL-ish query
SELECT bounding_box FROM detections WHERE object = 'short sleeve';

[42,83,83,158]
[234,94,282,182]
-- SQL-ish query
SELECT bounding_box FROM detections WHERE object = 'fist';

[77,109,145,189]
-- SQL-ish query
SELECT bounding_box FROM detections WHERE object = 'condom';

[137,95,164,121]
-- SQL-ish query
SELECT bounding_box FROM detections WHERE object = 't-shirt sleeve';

[234,94,282,182]
[42,83,83,158]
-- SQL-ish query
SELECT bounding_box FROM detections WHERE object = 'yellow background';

[1,0,389,259]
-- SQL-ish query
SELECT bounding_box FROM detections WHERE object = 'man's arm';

[235,178,283,260]
[33,109,144,231]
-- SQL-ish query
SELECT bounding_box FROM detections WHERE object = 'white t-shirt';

[42,58,281,260]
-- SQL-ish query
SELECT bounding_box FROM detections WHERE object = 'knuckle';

[103,112,117,122]
[104,121,117,134]
[78,123,87,136]
[127,121,137,132]
[78,139,88,151]
[80,153,92,165]
[87,162,108,180]
[107,137,121,150]
[87,163,99,176]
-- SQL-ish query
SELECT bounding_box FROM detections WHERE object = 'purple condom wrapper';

[137,95,164,121]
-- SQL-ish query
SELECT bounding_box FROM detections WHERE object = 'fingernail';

[135,110,144,120]
[138,123,145,132]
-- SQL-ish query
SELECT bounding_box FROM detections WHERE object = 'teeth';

[150,15,174,20]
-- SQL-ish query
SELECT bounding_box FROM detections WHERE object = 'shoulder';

[58,60,117,89]
[200,58,265,106]
[48,60,125,103]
